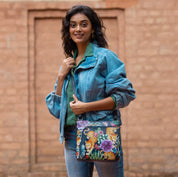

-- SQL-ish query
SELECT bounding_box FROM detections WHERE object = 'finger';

[63,60,75,69]
[68,59,75,65]
[69,101,73,108]
[73,94,78,102]
[69,61,75,66]
[65,58,75,66]
[67,57,75,63]
[72,100,76,104]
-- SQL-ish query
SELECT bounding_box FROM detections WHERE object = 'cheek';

[69,28,74,35]
[84,29,92,35]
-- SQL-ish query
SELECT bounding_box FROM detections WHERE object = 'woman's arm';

[55,74,65,95]
[70,94,115,115]
[46,57,75,118]
[55,57,75,95]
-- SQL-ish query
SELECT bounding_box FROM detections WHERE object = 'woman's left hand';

[70,94,87,115]
[70,94,115,115]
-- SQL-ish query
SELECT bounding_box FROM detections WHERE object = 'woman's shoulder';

[93,43,124,66]
[95,45,119,60]
[93,43,117,56]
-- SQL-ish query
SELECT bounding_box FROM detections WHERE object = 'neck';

[77,42,89,57]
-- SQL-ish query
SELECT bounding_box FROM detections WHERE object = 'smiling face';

[69,13,94,46]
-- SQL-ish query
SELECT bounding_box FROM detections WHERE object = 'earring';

[92,32,94,39]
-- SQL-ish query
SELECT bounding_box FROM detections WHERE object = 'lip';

[74,34,84,39]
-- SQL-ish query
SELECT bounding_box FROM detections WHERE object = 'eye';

[81,22,88,27]
[70,22,76,28]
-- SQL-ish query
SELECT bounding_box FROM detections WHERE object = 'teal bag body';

[76,120,121,161]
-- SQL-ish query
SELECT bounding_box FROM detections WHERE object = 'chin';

[74,40,90,45]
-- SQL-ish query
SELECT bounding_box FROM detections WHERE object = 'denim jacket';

[46,43,136,143]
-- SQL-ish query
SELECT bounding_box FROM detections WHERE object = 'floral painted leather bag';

[76,120,121,161]
[71,75,121,161]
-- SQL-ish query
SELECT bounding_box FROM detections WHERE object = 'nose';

[76,24,81,31]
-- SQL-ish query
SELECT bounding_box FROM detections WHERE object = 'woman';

[46,5,136,177]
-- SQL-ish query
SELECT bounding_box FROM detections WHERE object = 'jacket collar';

[73,42,93,59]
[75,43,98,71]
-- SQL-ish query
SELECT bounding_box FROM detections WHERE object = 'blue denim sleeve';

[45,79,61,119]
[104,50,136,109]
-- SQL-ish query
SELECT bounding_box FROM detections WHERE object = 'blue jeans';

[64,127,124,177]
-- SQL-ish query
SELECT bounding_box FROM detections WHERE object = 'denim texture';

[64,127,124,177]
[46,43,136,143]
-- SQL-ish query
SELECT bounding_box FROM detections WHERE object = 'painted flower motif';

[100,140,113,152]
[99,130,104,135]
[111,122,116,127]
[76,152,79,157]
[77,120,89,130]
[94,144,100,150]
[94,132,98,137]
[85,155,89,159]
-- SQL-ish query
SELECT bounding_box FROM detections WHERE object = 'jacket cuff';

[110,95,117,110]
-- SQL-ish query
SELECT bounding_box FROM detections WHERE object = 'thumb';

[73,94,78,102]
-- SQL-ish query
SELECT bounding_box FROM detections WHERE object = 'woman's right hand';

[55,57,75,95]
[58,57,75,79]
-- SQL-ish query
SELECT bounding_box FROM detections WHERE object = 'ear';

[91,31,94,39]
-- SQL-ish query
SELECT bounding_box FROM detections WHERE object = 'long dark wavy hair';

[61,5,108,57]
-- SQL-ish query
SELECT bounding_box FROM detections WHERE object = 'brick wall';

[0,2,29,177]
[125,0,178,176]
[0,0,177,177]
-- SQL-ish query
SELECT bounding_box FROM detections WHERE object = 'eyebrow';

[70,20,89,23]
